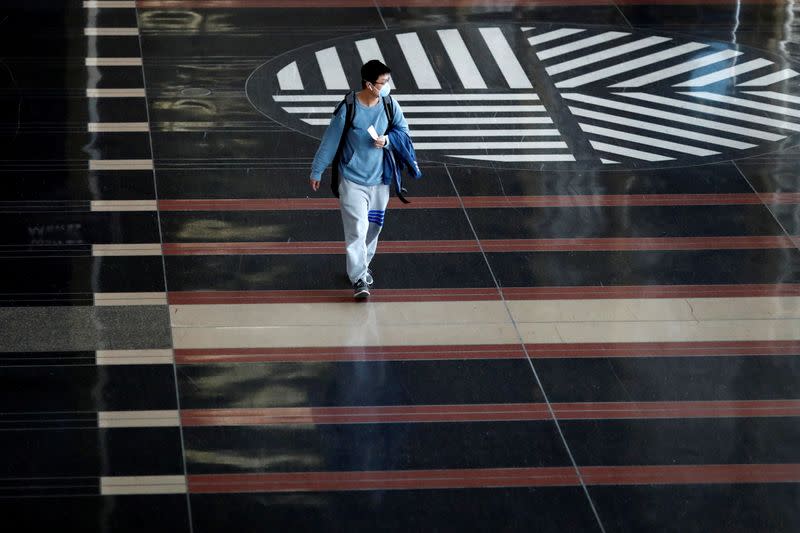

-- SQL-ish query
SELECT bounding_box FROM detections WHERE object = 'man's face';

[369,74,391,94]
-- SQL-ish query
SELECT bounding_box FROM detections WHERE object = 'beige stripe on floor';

[518,319,800,344]
[99,410,180,428]
[170,297,800,349]
[94,292,168,306]
[507,297,800,322]
[90,200,157,211]
[84,27,139,36]
[86,88,146,98]
[172,323,522,350]
[88,122,149,132]
[101,476,187,495]
[85,57,143,66]
[92,244,162,256]
[84,1,137,7]
[89,159,154,170]
[95,349,174,365]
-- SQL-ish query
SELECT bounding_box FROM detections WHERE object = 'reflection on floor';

[2,0,799,531]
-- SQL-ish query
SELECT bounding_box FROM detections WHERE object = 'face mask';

[371,81,390,98]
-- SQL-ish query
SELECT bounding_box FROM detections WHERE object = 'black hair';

[360,59,391,89]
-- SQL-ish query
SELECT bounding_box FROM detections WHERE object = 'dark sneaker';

[364,269,374,286]
[353,279,370,299]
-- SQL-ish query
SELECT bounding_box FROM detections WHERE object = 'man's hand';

[309,179,320,191]
[374,135,387,148]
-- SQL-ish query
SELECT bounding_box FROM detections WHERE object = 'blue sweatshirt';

[310,95,409,186]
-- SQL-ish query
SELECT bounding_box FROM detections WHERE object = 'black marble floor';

[2,0,800,531]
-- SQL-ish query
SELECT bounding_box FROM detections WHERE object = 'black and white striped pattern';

[273,93,573,163]
[256,24,800,167]
[527,26,800,163]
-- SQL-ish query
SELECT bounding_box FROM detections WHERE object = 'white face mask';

[371,80,391,98]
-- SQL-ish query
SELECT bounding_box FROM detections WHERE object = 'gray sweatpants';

[338,177,390,284]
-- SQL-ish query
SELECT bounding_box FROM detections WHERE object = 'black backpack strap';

[382,95,394,126]
[331,91,356,198]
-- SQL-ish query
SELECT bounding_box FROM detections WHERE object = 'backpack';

[330,90,395,198]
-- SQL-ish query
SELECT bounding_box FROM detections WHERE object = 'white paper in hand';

[367,125,379,140]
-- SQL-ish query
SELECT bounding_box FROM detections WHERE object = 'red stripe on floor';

[167,284,800,305]
[760,192,800,204]
[157,193,798,212]
[174,341,800,364]
[580,464,800,486]
[525,340,800,358]
[180,403,553,426]
[161,236,794,255]
[187,467,581,494]
[180,400,800,426]
[138,0,788,8]
[167,288,501,304]
[174,344,526,364]
[187,464,800,493]
[138,0,615,8]
[502,284,800,299]
[553,400,800,420]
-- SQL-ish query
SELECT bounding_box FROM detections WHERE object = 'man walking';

[309,59,410,300]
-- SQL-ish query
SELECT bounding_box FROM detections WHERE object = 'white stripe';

[537,31,629,60]
[303,116,553,126]
[90,200,157,211]
[101,476,187,496]
[277,61,303,91]
[580,123,719,156]
[86,88,145,97]
[315,47,349,90]
[98,411,180,428]
[611,50,743,88]
[568,106,756,149]
[674,58,773,87]
[396,32,441,89]
[547,36,671,76]
[528,28,586,46]
[355,38,395,89]
[416,141,568,150]
[737,68,800,87]
[451,154,576,162]
[85,57,142,66]
[412,129,560,137]
[682,91,800,119]
[521,27,535,32]
[84,1,136,6]
[556,42,708,88]
[742,91,800,105]
[95,349,173,365]
[620,92,800,132]
[92,244,162,256]
[562,93,784,141]
[479,28,533,89]
[273,93,539,102]
[285,105,545,114]
[89,159,154,170]
[88,122,149,132]
[84,27,139,36]
[437,29,487,89]
[590,141,674,162]
[601,159,620,164]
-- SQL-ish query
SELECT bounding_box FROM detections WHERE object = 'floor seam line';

[442,163,607,533]
[133,6,194,532]
[733,159,800,253]
[373,0,389,30]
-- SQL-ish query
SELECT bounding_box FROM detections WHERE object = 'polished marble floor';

[1,0,800,531]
